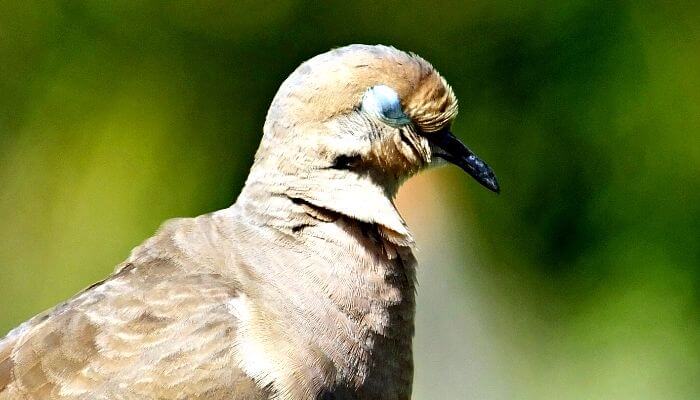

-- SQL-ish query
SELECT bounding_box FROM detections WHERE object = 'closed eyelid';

[361,85,411,127]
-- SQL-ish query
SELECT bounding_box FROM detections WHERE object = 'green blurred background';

[1,1,699,399]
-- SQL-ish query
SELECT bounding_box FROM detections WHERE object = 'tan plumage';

[0,44,494,399]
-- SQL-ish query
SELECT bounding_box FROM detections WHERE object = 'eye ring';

[361,85,411,127]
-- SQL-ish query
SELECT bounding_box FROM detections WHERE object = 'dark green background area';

[1,1,698,399]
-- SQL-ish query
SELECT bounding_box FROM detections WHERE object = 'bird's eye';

[361,85,411,127]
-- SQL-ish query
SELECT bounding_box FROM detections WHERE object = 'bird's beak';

[428,129,500,193]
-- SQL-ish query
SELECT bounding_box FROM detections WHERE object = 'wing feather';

[0,258,269,399]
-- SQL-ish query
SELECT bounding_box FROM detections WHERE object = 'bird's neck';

[239,165,415,247]
[226,181,416,398]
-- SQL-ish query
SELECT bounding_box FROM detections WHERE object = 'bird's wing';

[0,258,269,400]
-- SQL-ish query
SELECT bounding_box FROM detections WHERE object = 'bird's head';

[245,44,498,240]
[253,44,499,194]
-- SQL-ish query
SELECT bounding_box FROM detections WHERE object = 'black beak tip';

[479,171,500,194]
[468,156,500,194]
[485,177,500,194]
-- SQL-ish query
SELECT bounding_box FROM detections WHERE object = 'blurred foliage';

[1,1,699,399]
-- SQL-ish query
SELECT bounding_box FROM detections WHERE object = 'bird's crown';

[266,44,458,134]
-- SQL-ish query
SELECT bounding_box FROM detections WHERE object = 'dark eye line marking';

[329,154,361,170]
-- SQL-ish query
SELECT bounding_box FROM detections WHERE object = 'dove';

[0,44,498,400]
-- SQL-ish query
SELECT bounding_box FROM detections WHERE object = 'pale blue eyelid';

[361,85,411,126]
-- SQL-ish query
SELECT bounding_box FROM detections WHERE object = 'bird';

[0,44,498,400]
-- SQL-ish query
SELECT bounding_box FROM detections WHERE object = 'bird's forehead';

[270,45,458,133]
